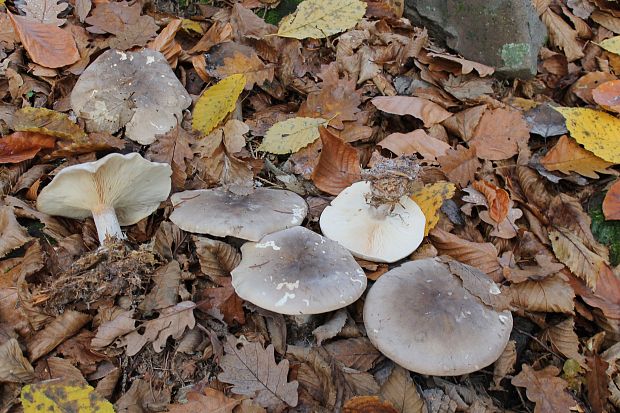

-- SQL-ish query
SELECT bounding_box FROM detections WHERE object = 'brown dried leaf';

[492,340,516,390]
[193,236,240,281]
[91,310,135,350]
[167,389,239,413]
[197,277,245,325]
[371,96,452,127]
[324,338,381,372]
[549,228,606,290]
[140,260,181,314]
[13,107,86,141]
[585,355,611,413]
[541,9,584,62]
[540,318,586,366]
[472,180,510,224]
[27,310,91,361]
[567,264,620,328]
[469,108,530,160]
[311,127,361,195]
[147,19,182,67]
[511,364,576,413]
[442,104,487,142]
[378,130,449,161]
[380,366,427,413]
[0,205,32,259]
[427,52,495,77]
[0,338,34,383]
[146,124,193,191]
[343,396,398,413]
[509,274,575,313]
[85,1,157,49]
[541,135,615,178]
[218,336,298,409]
[603,180,620,220]
[593,79,620,112]
[437,145,481,187]
[49,132,125,159]
[9,13,79,68]
[21,0,68,26]
[208,46,274,90]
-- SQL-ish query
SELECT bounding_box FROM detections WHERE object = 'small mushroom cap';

[364,258,513,376]
[71,49,191,145]
[169,188,308,241]
[320,181,425,263]
[231,226,367,315]
[36,153,172,225]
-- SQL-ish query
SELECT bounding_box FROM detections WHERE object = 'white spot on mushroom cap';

[256,241,281,250]
[276,280,299,291]
[146,56,155,64]
[489,283,501,295]
[275,292,295,307]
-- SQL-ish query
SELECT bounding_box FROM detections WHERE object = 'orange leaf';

[0,132,56,164]
[9,13,79,68]
[378,129,449,161]
[437,145,481,187]
[541,135,615,179]
[311,127,361,195]
[472,180,510,224]
[371,96,452,127]
[343,396,398,413]
[603,180,620,220]
[469,108,530,160]
[512,364,576,413]
[593,79,620,113]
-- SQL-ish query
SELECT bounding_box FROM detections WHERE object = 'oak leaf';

[20,0,68,26]
[437,145,481,187]
[469,108,530,160]
[85,1,157,50]
[277,0,366,39]
[311,127,361,195]
[167,389,239,413]
[603,180,620,220]
[511,364,576,413]
[541,135,615,178]
[8,13,79,68]
[371,96,452,127]
[378,130,449,161]
[0,131,56,164]
[218,336,299,409]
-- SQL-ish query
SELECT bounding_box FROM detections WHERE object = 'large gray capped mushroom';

[169,187,308,241]
[36,153,171,244]
[231,226,367,315]
[71,49,191,145]
[364,258,513,376]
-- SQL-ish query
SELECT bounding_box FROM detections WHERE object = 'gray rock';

[405,0,547,79]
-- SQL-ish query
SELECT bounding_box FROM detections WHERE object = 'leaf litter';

[0,0,618,412]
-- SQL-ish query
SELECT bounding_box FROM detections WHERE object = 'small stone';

[405,0,547,79]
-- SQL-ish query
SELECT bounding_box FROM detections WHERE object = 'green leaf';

[258,117,326,154]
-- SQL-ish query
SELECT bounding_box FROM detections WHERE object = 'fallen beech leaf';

[410,182,456,235]
[167,388,239,413]
[378,129,449,161]
[437,145,481,187]
[198,277,245,325]
[541,135,615,178]
[147,19,183,67]
[258,117,326,154]
[509,274,576,313]
[140,260,181,314]
[469,108,530,160]
[427,52,495,77]
[311,127,361,195]
[21,0,69,26]
[0,338,34,383]
[549,228,606,290]
[27,310,91,361]
[371,96,452,127]
[146,124,193,191]
[442,104,487,141]
[193,236,240,280]
[218,336,298,409]
[492,340,516,390]
[49,132,125,159]
[91,310,135,350]
[598,35,620,55]
[277,0,366,39]
[343,396,398,413]
[21,380,114,413]
[570,71,616,105]
[472,180,510,224]
[511,364,576,413]
[593,79,620,112]
[324,337,381,371]
[9,13,79,68]
[207,44,274,90]
[540,318,586,366]
[380,366,427,413]
[0,131,56,163]
[541,8,584,62]
[555,107,620,163]
[0,206,32,259]
[192,74,246,135]
[13,107,87,141]
[603,180,620,220]
[568,263,620,321]
[585,355,611,413]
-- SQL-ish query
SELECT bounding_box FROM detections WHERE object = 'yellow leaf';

[277,0,366,39]
[21,381,115,413]
[192,74,246,135]
[554,107,620,163]
[181,19,203,34]
[410,182,456,236]
[258,117,326,154]
[13,107,87,142]
[598,36,620,55]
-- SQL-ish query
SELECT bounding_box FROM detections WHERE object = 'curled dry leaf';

[603,180,620,220]
[593,79,620,112]
[378,129,450,161]
[427,52,495,77]
[218,336,299,409]
[343,396,399,413]
[371,96,452,127]
[472,180,510,224]
[0,338,34,383]
[311,127,361,195]
[27,310,91,361]
[0,206,32,259]
[0,131,56,164]
[9,13,79,68]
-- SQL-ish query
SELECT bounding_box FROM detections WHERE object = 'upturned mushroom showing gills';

[319,180,426,263]
[170,187,308,241]
[363,258,513,376]
[231,226,367,315]
[36,153,172,245]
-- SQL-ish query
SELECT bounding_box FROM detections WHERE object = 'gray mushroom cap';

[71,49,191,145]
[169,187,308,241]
[364,258,513,376]
[231,226,367,315]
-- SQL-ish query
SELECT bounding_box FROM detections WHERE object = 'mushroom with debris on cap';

[36,153,172,244]
[319,180,426,263]
[363,257,513,376]
[231,226,367,316]
[169,187,308,242]
[70,49,191,145]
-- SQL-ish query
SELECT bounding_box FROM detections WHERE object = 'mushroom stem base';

[92,206,124,244]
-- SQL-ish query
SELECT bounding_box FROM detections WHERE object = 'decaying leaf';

[167,388,239,413]
[27,310,91,361]
[512,364,576,413]
[258,117,326,154]
[277,0,366,39]
[549,228,606,290]
[372,96,452,127]
[0,131,56,164]
[554,107,620,163]
[13,107,86,141]
[509,274,576,313]
[192,74,246,136]
[0,338,34,383]
[218,336,299,409]
[198,277,245,325]
[603,179,620,220]
[438,145,481,188]
[21,380,114,413]
[343,396,398,413]
[410,182,456,235]
[541,135,615,178]
[146,124,193,191]
[0,206,32,259]
[471,180,510,224]
[21,0,69,26]
[378,130,450,161]
[380,366,427,413]
[311,127,361,195]
[469,108,530,160]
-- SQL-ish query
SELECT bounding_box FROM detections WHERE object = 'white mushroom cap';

[319,181,425,263]
[70,49,191,145]
[169,188,308,241]
[364,258,513,376]
[231,226,367,315]
[36,153,171,244]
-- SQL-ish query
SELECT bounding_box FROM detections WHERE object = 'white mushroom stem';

[92,204,124,244]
